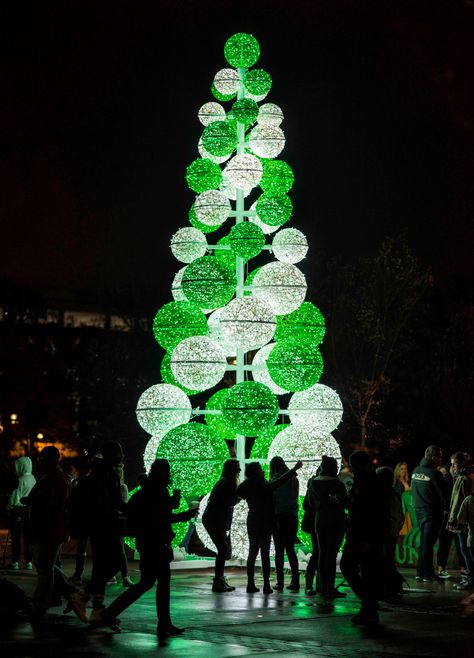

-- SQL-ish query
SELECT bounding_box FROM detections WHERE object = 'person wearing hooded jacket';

[7,456,36,569]
[411,445,447,582]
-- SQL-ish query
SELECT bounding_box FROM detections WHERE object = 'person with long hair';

[101,459,199,644]
[394,462,410,497]
[269,456,300,591]
[237,459,302,594]
[202,459,241,593]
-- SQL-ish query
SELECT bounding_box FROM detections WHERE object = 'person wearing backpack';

[307,455,349,598]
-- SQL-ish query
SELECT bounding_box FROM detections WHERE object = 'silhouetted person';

[270,456,300,591]
[7,456,36,569]
[447,452,474,588]
[302,468,320,595]
[24,446,85,620]
[376,466,404,598]
[308,455,349,598]
[437,459,465,578]
[70,441,126,622]
[236,459,302,594]
[340,450,390,626]
[411,445,447,582]
[202,459,241,592]
[101,459,198,645]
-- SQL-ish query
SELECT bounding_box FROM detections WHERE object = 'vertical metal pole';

[235,68,246,469]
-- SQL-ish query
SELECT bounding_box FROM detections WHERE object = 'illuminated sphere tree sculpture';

[135,33,343,556]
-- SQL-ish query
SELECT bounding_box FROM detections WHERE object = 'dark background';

[0,1,472,478]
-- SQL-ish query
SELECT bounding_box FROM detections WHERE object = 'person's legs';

[305,529,318,593]
[9,513,22,564]
[106,549,156,621]
[272,518,285,587]
[322,524,345,594]
[86,534,123,615]
[32,541,61,614]
[457,532,474,584]
[72,537,88,579]
[155,548,172,628]
[420,516,442,579]
[279,515,299,587]
[415,511,428,579]
[260,533,272,590]
[359,542,383,615]
[246,521,260,591]
[204,522,228,579]
[436,527,452,572]
[340,539,364,600]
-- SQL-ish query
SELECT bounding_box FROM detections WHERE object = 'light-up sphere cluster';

[250,424,288,460]
[213,68,240,96]
[214,236,235,272]
[245,69,272,97]
[194,190,231,227]
[231,98,259,126]
[171,227,207,263]
[222,381,279,436]
[156,422,229,497]
[260,160,294,195]
[249,202,279,235]
[219,297,276,351]
[188,205,221,234]
[267,340,324,392]
[205,389,237,441]
[171,336,227,392]
[219,176,250,201]
[198,102,226,125]
[256,193,293,226]
[252,262,307,315]
[272,228,308,264]
[228,221,265,260]
[202,121,238,157]
[198,137,232,165]
[207,307,237,356]
[288,384,344,433]
[274,301,326,345]
[136,384,192,436]
[152,301,208,351]
[249,124,285,159]
[258,103,284,126]
[251,343,287,394]
[224,33,260,68]
[223,154,263,192]
[268,425,342,492]
[160,351,199,396]
[182,256,236,308]
[186,158,222,193]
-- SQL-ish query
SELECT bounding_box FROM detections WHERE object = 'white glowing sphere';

[213,68,240,96]
[196,495,275,560]
[194,190,231,226]
[136,384,192,436]
[219,297,276,352]
[219,175,251,201]
[249,201,279,235]
[248,125,285,159]
[143,433,166,473]
[288,384,344,434]
[223,154,263,192]
[207,308,237,357]
[246,91,268,103]
[257,103,284,126]
[171,336,227,392]
[171,227,207,263]
[251,262,307,315]
[268,426,342,492]
[198,137,232,165]
[272,228,308,264]
[252,343,288,395]
[198,102,226,126]
[171,267,187,303]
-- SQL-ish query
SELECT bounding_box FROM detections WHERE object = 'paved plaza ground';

[1,556,473,657]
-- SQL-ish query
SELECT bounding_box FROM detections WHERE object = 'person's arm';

[268,461,303,492]
[171,508,199,523]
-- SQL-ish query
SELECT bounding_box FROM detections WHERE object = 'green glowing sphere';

[182,256,236,308]
[153,301,208,351]
[260,160,294,194]
[205,389,237,441]
[211,84,236,102]
[201,121,238,157]
[160,351,199,396]
[222,381,279,437]
[274,302,326,346]
[245,69,272,96]
[156,422,229,497]
[214,235,235,271]
[228,221,265,260]
[224,33,260,68]
[244,267,260,296]
[250,424,288,460]
[231,98,259,127]
[188,204,220,234]
[256,193,293,226]
[186,158,222,193]
[267,340,324,392]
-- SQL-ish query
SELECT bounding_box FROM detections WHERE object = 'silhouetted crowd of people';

[1,441,473,640]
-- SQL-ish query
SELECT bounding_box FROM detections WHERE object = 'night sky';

[1,0,472,315]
